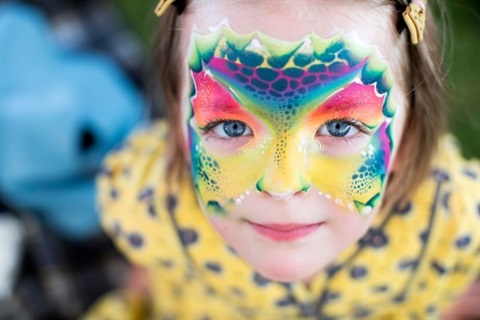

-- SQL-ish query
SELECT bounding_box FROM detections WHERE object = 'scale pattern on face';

[188,28,397,215]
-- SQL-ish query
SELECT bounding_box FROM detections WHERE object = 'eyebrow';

[309,82,385,123]
[191,72,253,125]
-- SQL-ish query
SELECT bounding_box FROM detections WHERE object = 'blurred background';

[0,0,478,319]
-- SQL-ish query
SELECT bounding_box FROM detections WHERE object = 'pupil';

[223,121,246,137]
[327,121,350,137]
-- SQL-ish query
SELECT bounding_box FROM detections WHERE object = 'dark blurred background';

[114,0,480,158]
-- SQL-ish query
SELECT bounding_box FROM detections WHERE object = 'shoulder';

[429,135,479,221]
[407,135,480,310]
[97,121,173,265]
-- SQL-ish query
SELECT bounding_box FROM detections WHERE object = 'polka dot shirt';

[89,122,480,319]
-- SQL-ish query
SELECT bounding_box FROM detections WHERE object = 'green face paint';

[187,26,397,216]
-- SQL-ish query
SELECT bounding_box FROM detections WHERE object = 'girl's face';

[179,1,407,282]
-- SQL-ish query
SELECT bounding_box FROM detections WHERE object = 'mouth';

[247,221,324,242]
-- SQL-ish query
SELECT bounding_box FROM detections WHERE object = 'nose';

[266,191,296,201]
[256,135,310,199]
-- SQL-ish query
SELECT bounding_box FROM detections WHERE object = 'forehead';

[181,0,397,61]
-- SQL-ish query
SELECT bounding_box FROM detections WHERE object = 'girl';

[87,0,480,318]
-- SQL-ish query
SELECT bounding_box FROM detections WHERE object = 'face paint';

[187,26,397,216]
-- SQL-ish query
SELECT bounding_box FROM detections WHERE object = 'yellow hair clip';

[155,0,175,17]
[402,0,427,44]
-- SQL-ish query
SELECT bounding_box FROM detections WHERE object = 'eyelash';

[318,118,371,135]
[199,118,230,133]
[199,117,372,140]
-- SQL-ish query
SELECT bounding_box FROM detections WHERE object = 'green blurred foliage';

[443,0,480,158]
[112,0,480,158]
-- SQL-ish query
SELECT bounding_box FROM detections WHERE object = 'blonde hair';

[150,0,447,212]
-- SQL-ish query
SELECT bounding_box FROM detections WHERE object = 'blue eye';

[212,120,252,138]
[318,120,359,137]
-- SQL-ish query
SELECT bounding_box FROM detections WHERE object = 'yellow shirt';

[87,122,480,319]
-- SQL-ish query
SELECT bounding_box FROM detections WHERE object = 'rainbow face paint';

[187,27,397,216]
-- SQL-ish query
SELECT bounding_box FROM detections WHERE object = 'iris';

[223,121,247,137]
[326,121,352,137]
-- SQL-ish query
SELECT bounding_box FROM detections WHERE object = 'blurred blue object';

[0,3,144,239]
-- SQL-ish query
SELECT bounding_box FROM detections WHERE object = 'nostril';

[79,128,96,153]
[267,191,296,201]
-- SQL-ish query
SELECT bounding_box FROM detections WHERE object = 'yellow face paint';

[187,27,396,216]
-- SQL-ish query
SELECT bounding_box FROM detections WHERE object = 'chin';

[252,252,324,283]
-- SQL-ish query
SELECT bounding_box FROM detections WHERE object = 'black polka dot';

[110,188,119,199]
[205,261,222,273]
[392,294,406,303]
[431,260,447,275]
[300,303,315,317]
[442,192,450,211]
[462,168,477,179]
[128,232,144,248]
[419,229,430,243]
[398,258,418,271]
[326,264,342,278]
[178,228,198,246]
[394,201,412,215]
[432,169,450,182]
[276,295,296,307]
[350,266,367,279]
[227,246,237,255]
[147,203,156,217]
[166,194,178,215]
[372,284,389,293]
[253,273,270,286]
[426,304,437,314]
[138,187,154,201]
[323,290,340,302]
[455,235,471,249]
[359,228,388,248]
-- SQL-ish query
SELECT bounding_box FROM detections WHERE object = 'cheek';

[307,120,394,214]
[189,126,269,214]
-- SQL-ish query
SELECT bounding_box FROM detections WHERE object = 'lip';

[247,221,323,242]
